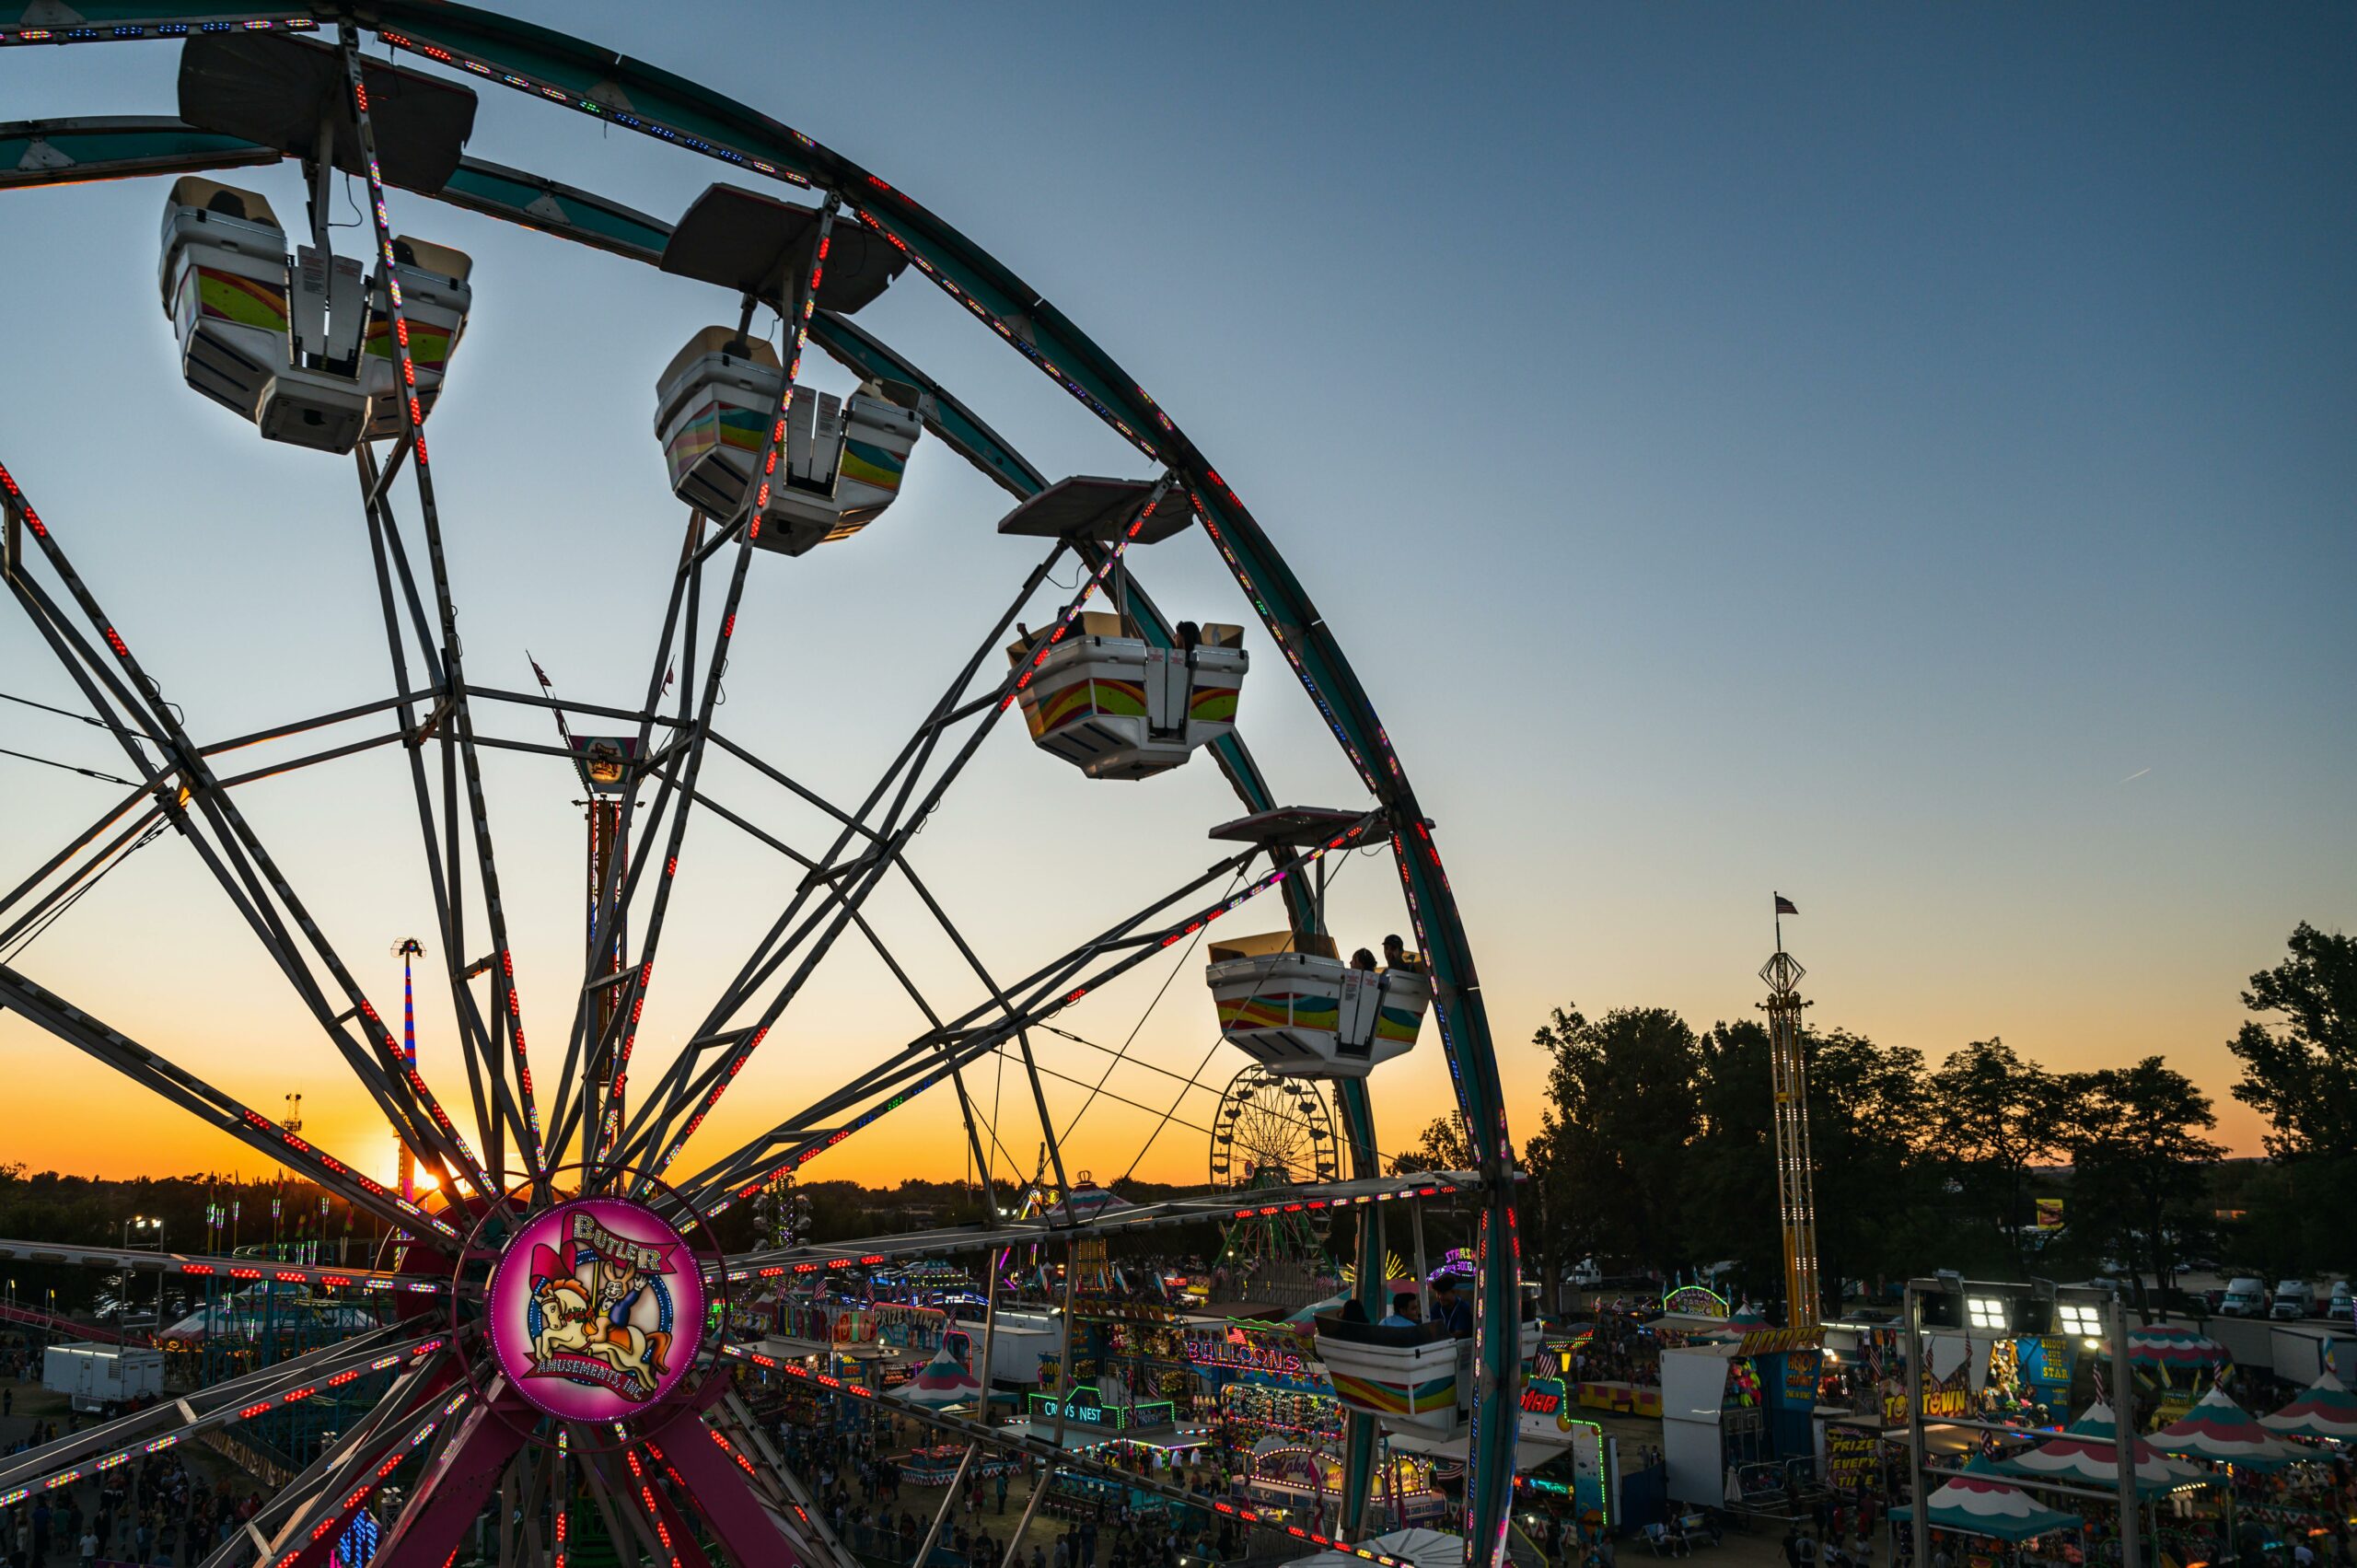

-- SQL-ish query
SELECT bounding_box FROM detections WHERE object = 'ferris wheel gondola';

[0,13,1520,1566]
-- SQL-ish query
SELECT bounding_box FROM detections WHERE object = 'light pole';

[118,1214,158,1330]
[1904,1279,2142,1568]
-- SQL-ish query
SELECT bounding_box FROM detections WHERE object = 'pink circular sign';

[489,1197,705,1421]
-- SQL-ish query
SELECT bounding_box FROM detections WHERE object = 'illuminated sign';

[1026,1388,1177,1431]
[1661,1284,1730,1318]
[1183,1334,1305,1376]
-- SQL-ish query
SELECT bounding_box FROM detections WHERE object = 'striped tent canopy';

[1992,1428,2205,1497]
[2260,1370,2357,1443]
[2151,1387,2303,1469]
[2063,1400,2119,1440]
[894,1340,983,1409]
[1893,1474,2082,1543]
[2127,1323,2228,1371]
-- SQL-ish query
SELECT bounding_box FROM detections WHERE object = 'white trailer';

[42,1344,165,1412]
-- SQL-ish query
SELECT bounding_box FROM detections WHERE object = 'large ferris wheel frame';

[0,7,1527,1566]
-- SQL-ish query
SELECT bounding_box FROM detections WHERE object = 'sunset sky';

[1,3,2350,1191]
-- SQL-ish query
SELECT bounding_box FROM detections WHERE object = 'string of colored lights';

[336,22,544,1182]
[590,196,843,1187]
[690,812,1382,1213]
[0,1334,445,1508]
[0,459,493,1209]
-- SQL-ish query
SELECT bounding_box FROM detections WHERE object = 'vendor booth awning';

[2149,1386,2303,1469]
[894,1342,982,1409]
[2063,1400,2119,1440]
[2127,1323,2228,1372]
[1991,1429,2204,1496]
[2258,1369,2357,1444]
[1893,1474,2081,1543]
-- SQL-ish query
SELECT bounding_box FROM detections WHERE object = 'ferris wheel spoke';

[0,1324,439,1508]
[0,964,463,1245]
[601,535,1073,1186]
[354,459,540,1187]
[240,1370,480,1568]
[536,196,849,1180]
[333,27,560,1186]
[0,462,497,1202]
[192,1356,448,1568]
[0,1235,468,1304]
[670,814,1382,1214]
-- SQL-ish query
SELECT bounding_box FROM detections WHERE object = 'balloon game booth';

[1661,1325,1828,1511]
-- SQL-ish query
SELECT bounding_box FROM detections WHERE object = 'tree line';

[1398,922,2355,1318]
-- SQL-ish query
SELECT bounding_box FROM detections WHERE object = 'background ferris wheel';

[1211,1063,1340,1191]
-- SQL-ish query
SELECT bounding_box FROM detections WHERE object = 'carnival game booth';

[1659,1332,1827,1510]
[2127,1322,2230,1427]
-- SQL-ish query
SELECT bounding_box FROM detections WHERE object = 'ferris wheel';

[1212,1063,1341,1191]
[1211,1064,1340,1272]
[0,11,1524,1568]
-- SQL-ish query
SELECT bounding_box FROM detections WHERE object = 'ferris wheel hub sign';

[491,1197,705,1421]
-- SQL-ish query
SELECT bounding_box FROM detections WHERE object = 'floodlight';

[2057,1301,2105,1340]
[1967,1295,2010,1330]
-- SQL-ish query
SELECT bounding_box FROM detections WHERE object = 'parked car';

[2219,1277,2269,1318]
[2200,1288,2226,1315]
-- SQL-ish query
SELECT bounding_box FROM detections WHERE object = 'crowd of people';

[5,1445,261,1568]
[760,1404,1246,1568]
[1566,1310,1663,1387]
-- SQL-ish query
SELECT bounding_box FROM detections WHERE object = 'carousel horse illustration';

[526,1241,672,1397]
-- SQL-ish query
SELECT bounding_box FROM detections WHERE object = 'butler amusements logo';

[491,1198,706,1421]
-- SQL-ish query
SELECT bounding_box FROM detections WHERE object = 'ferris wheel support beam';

[645,1416,817,1568]
[0,459,494,1202]
[546,195,846,1179]
[600,536,1072,1186]
[337,24,547,1185]
[190,1350,461,1568]
[0,1323,433,1505]
[247,1374,481,1568]
[353,447,534,1184]
[366,1383,531,1568]
[0,967,459,1248]
[670,815,1380,1213]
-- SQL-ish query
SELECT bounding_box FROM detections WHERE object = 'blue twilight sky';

[0,3,2351,1185]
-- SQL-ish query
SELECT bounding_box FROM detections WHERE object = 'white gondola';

[159,176,298,423]
[159,178,470,454]
[1205,931,1431,1079]
[1314,1315,1544,1435]
[362,237,473,441]
[654,327,923,554]
[1005,612,1247,781]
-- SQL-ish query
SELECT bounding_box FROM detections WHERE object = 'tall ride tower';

[1761,895,1820,1328]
